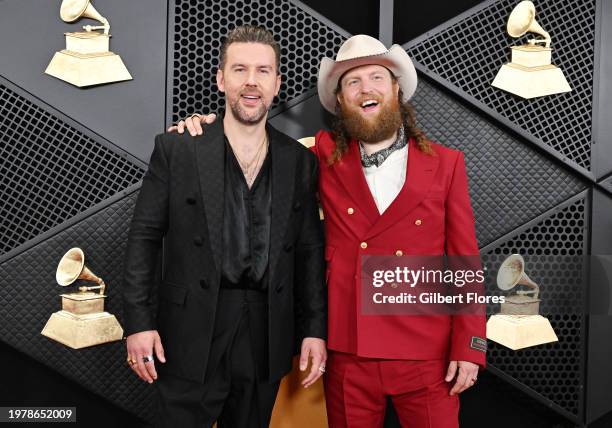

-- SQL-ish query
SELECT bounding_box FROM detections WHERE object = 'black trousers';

[155,289,280,428]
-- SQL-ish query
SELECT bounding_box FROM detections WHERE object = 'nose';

[245,68,258,86]
[360,81,375,95]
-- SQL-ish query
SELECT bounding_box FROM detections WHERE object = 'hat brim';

[317,45,418,114]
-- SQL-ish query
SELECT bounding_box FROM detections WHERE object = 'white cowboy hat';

[317,34,418,114]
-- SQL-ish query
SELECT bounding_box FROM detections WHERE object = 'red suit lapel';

[331,137,380,225]
[364,138,439,239]
[329,136,440,240]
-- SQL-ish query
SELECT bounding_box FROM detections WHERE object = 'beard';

[338,95,403,143]
[227,90,270,125]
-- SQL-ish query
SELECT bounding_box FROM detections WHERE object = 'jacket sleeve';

[294,154,327,341]
[121,134,170,336]
[445,151,487,368]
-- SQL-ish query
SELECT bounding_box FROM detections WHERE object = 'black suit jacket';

[121,120,326,383]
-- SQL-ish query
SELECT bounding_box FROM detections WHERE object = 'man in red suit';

[173,33,486,428]
[312,35,486,428]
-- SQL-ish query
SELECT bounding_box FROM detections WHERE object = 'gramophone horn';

[507,1,551,47]
[56,247,102,287]
[496,253,540,296]
[59,0,110,33]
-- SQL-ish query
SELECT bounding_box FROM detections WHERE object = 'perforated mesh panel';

[410,78,586,247]
[0,84,145,256]
[405,0,595,171]
[0,0,599,423]
[0,193,155,422]
[169,0,346,124]
[482,196,587,416]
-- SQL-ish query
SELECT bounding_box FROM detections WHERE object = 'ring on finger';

[143,355,154,363]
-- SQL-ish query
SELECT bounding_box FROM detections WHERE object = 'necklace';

[229,132,268,188]
[246,136,268,188]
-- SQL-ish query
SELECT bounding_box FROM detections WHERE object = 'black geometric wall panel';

[481,193,588,418]
[411,78,587,247]
[168,0,348,124]
[405,0,596,174]
[0,192,155,423]
[598,174,612,196]
[0,82,146,257]
[0,0,607,426]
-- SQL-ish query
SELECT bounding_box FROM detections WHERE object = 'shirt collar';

[359,126,407,168]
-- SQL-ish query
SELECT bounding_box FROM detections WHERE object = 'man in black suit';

[121,25,327,428]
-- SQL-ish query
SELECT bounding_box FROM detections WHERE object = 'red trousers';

[325,351,459,428]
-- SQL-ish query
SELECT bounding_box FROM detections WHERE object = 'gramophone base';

[491,63,571,99]
[41,310,123,349]
[486,314,558,350]
[45,50,132,87]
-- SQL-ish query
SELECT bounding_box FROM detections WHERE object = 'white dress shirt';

[362,143,408,214]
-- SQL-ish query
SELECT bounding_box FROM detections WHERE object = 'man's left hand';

[299,337,327,388]
[445,360,479,395]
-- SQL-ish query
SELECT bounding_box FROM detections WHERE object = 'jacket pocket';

[159,281,188,305]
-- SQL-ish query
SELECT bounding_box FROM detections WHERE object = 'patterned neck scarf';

[359,126,407,168]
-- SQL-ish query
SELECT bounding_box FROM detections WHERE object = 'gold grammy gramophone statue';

[41,248,123,349]
[45,0,132,87]
[491,1,571,98]
[486,254,558,350]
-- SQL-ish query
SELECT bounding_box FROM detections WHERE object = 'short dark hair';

[219,25,281,72]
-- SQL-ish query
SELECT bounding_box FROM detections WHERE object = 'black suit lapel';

[194,120,225,276]
[267,125,295,286]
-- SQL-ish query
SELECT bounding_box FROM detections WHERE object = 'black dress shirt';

[221,136,272,290]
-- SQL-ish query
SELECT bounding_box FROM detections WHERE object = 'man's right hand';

[167,113,217,136]
[126,330,166,383]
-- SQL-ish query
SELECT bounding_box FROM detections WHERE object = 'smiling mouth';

[241,94,262,105]
[360,99,379,112]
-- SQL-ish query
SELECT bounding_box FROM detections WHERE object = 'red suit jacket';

[312,130,486,368]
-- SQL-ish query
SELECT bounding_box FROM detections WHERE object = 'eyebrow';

[343,75,360,83]
[230,63,274,69]
[343,70,385,83]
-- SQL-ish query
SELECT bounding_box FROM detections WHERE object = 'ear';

[393,79,400,98]
[393,79,399,96]
[336,88,343,106]
[216,68,225,93]
[274,72,281,97]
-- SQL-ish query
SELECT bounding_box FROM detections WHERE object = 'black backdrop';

[1,1,611,427]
